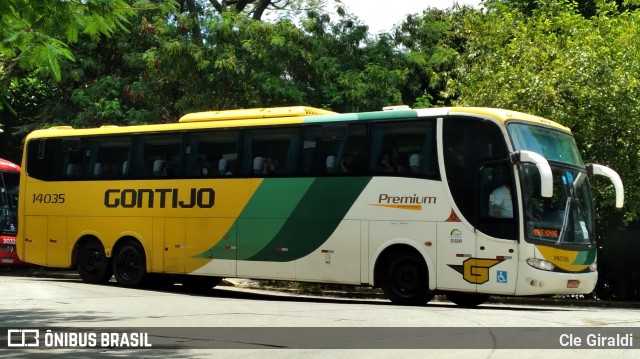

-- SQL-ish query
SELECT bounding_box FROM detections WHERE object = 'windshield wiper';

[556,197,572,245]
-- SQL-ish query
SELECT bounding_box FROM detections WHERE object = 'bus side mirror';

[510,150,553,198]
[586,163,624,208]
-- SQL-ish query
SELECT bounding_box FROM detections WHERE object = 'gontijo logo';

[370,193,436,211]
[104,188,215,208]
[448,258,504,284]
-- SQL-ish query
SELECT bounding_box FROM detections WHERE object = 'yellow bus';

[17,106,623,306]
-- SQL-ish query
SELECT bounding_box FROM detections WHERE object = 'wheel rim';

[81,249,102,274]
[391,258,422,296]
[117,247,141,281]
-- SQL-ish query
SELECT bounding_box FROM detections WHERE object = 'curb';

[220,279,640,309]
[3,267,639,309]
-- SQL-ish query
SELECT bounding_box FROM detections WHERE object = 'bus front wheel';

[77,240,112,284]
[446,292,490,308]
[113,241,147,287]
[380,249,433,306]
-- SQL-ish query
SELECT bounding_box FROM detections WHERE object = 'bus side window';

[218,158,235,176]
[244,128,299,177]
[300,124,365,176]
[368,120,437,178]
[301,126,340,176]
[185,131,239,178]
[478,163,517,239]
[27,139,58,181]
[326,155,337,174]
[66,164,81,179]
[84,136,132,180]
[253,156,265,175]
[344,125,366,175]
[59,138,83,180]
[153,160,166,177]
[191,157,210,176]
[134,134,183,179]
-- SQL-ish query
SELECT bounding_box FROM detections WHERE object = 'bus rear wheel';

[113,241,147,287]
[77,240,112,284]
[380,249,433,306]
[446,292,490,308]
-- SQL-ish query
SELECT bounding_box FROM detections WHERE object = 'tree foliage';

[394,8,463,107]
[204,0,330,20]
[17,0,422,134]
[450,0,640,224]
[0,0,142,156]
[0,0,136,86]
[488,0,639,17]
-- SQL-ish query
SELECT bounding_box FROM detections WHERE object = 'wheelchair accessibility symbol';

[497,271,508,283]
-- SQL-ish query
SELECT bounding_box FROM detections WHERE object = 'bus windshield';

[509,122,595,247]
[521,163,594,247]
[0,171,19,234]
[508,123,584,167]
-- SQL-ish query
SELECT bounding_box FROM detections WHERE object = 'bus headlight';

[588,261,597,272]
[526,258,556,271]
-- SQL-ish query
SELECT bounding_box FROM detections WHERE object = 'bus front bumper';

[514,264,597,296]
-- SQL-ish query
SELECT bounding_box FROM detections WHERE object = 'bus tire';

[113,241,147,287]
[446,292,490,308]
[181,275,223,292]
[77,240,112,284]
[380,249,433,306]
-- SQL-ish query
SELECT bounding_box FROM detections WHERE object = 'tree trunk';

[185,0,203,44]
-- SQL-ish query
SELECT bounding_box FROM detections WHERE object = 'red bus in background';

[0,157,22,265]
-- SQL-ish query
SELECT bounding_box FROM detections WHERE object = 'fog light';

[567,280,580,288]
[526,258,556,271]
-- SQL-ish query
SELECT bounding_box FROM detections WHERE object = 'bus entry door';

[475,232,518,295]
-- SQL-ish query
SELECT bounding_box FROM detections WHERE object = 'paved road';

[0,275,638,358]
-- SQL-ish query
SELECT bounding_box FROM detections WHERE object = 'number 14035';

[32,193,66,204]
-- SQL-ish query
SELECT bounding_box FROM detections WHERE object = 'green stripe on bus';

[573,248,597,265]
[236,178,316,259]
[302,110,418,124]
[194,178,315,260]
[303,114,358,123]
[355,110,417,121]
[241,178,315,219]
[246,177,371,261]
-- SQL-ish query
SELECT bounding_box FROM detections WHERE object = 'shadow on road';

[0,266,604,312]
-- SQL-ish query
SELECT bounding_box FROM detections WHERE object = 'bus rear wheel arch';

[376,245,434,306]
[75,237,112,284]
[112,238,147,287]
